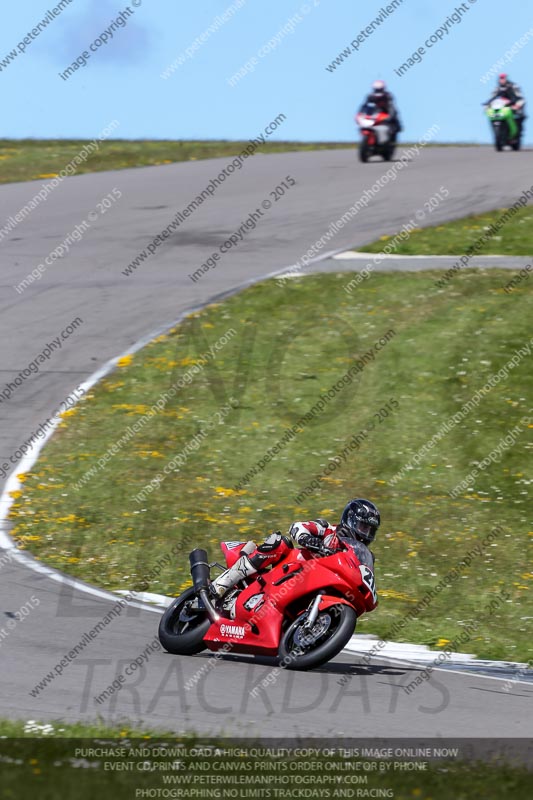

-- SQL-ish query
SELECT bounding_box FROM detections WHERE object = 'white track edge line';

[342,643,531,684]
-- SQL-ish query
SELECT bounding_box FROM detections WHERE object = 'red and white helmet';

[370,80,388,109]
[498,72,508,87]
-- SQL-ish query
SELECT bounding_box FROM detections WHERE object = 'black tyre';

[278,603,356,671]
[494,126,504,151]
[158,587,211,655]
[359,141,370,163]
[512,138,521,151]
[383,143,394,162]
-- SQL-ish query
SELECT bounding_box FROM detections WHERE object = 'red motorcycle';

[158,535,378,670]
[356,102,396,163]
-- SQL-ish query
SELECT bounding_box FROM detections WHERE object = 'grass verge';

[0,717,170,737]
[9,270,532,662]
[360,204,533,256]
[0,139,353,184]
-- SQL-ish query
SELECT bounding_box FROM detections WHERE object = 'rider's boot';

[210,549,258,618]
[210,534,290,616]
[211,554,258,598]
[210,540,258,603]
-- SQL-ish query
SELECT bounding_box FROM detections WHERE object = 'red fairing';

[202,540,378,656]
[220,541,247,567]
[356,110,392,151]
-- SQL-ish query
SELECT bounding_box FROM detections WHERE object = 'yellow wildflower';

[215,487,238,497]
[59,408,77,419]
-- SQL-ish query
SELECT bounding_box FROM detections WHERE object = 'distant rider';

[210,499,380,607]
[358,80,402,141]
[485,73,526,139]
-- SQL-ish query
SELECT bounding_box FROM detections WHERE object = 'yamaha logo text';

[220,624,246,638]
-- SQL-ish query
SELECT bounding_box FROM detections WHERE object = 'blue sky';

[2,0,532,143]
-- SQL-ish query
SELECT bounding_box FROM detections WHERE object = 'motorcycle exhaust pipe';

[189,549,210,591]
[198,588,220,624]
[189,549,220,623]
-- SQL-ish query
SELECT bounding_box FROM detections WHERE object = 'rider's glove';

[323,532,340,551]
[299,533,325,552]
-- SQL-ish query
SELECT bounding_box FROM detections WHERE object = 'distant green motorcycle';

[485,97,520,152]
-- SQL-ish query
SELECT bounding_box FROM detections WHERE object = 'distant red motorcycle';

[356,102,396,163]
[158,535,378,670]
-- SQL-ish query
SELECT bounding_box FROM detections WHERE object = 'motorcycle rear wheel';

[278,603,356,670]
[158,587,211,655]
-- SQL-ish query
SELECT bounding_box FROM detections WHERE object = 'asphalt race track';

[1,146,532,737]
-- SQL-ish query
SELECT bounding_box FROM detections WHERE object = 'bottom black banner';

[1,737,531,799]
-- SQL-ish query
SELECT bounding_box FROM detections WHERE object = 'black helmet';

[339,499,380,545]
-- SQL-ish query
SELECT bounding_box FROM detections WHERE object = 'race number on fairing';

[359,565,377,603]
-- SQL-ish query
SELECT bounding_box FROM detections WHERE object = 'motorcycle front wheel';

[158,587,211,655]
[494,125,505,151]
[278,603,356,670]
[359,140,370,163]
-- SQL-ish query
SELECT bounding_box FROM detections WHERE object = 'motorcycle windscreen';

[338,536,374,569]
